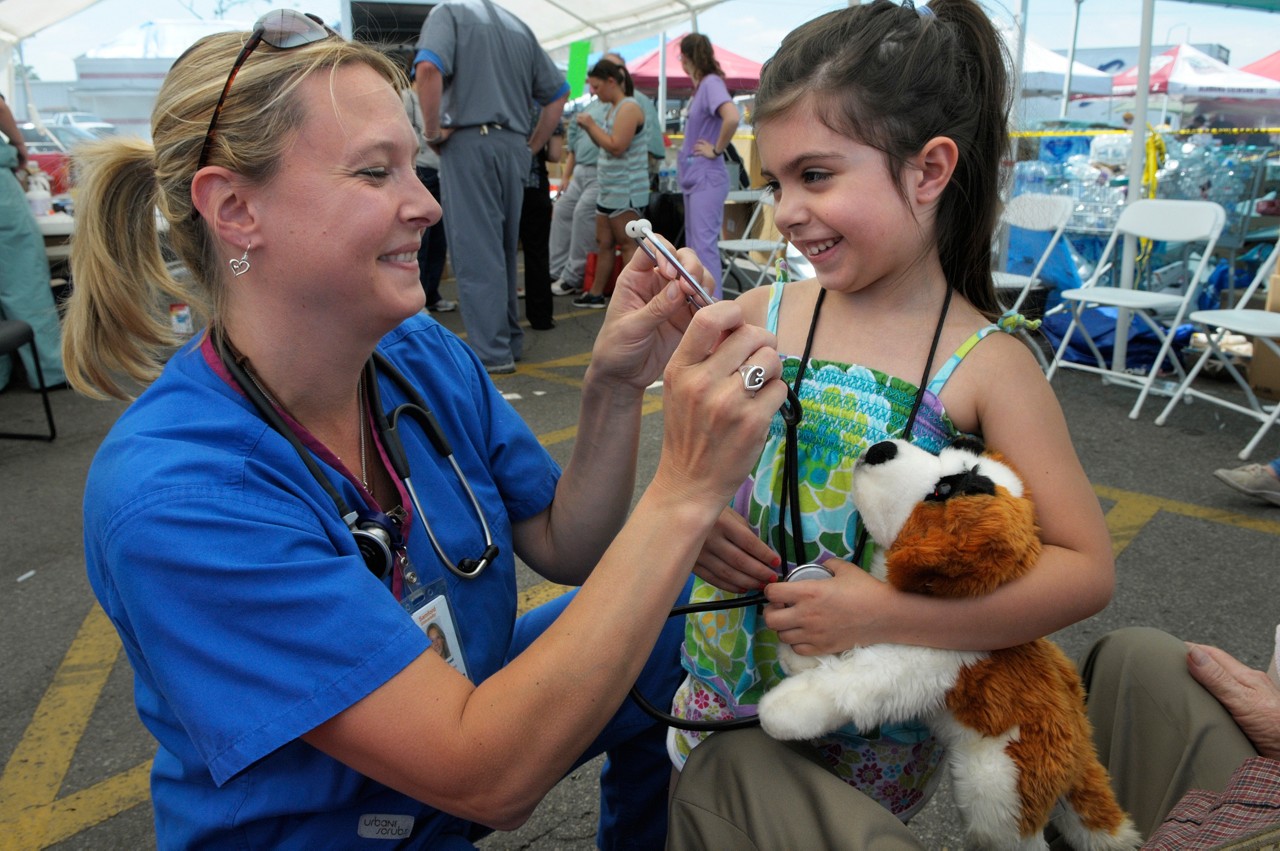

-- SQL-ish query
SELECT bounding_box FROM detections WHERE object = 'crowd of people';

[407,15,741,350]
[4,0,1278,847]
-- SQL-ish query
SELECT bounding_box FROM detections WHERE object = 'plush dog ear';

[883,493,1042,597]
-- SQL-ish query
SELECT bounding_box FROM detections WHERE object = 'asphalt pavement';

[2,285,1278,850]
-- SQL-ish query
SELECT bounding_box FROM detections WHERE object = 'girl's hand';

[649,304,784,515]
[762,560,895,655]
[694,507,781,593]
[586,235,710,391]
[575,113,595,128]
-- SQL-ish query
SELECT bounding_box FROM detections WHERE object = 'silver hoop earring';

[229,245,251,277]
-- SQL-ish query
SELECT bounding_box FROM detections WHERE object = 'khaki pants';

[667,627,1258,850]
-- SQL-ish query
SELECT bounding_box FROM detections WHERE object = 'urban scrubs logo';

[357,813,415,839]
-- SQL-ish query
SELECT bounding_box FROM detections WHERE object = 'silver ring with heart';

[739,364,767,395]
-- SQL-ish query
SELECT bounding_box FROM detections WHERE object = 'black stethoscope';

[630,285,955,731]
[217,337,499,583]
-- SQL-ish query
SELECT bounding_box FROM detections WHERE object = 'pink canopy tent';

[1112,43,1280,99]
[627,35,762,97]
[1243,49,1280,82]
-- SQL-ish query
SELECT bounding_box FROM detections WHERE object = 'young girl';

[666,0,1116,844]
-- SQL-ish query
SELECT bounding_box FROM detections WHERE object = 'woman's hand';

[694,507,781,593]
[762,559,896,655]
[575,113,596,129]
[693,139,719,159]
[650,303,784,515]
[586,234,710,391]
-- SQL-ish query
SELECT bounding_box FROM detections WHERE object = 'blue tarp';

[1041,307,1193,372]
[1005,226,1085,311]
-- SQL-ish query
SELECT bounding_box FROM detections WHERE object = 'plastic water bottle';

[25,167,51,217]
[659,166,676,194]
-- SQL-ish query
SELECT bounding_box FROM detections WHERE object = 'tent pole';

[1059,0,1083,118]
[658,31,667,141]
[1115,0,1156,372]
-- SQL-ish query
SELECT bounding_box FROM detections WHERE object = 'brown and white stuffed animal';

[757,438,1139,851]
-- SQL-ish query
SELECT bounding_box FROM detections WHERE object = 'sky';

[16,0,1280,82]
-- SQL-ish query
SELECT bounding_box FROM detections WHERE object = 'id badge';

[402,576,469,679]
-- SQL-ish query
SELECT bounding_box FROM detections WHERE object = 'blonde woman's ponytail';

[62,137,195,400]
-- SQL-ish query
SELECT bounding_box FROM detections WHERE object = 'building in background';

[12,19,248,137]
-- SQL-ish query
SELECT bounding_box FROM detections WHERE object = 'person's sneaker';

[426,299,457,313]
[484,361,517,375]
[551,279,580,296]
[572,293,607,309]
[1213,463,1280,506]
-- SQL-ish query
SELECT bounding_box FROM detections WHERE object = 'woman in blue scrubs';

[60,12,785,849]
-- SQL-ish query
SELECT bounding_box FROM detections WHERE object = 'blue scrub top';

[82,313,560,848]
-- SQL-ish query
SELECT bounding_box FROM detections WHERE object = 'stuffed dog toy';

[757,438,1139,851]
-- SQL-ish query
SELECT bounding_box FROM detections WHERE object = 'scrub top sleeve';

[532,48,569,107]
[703,74,732,113]
[96,488,427,786]
[417,5,455,76]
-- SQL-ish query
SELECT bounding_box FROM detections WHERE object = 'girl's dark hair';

[588,58,634,96]
[679,33,725,80]
[755,0,1011,316]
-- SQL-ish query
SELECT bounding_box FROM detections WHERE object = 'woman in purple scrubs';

[677,33,740,300]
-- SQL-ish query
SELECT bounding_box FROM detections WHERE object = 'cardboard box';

[1247,272,1280,402]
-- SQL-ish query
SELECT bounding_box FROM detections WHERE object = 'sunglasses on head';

[195,9,335,172]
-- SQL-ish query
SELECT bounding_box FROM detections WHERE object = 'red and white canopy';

[1112,43,1280,100]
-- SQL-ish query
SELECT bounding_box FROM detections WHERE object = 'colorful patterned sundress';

[668,282,1014,819]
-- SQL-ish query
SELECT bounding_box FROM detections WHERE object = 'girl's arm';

[765,334,1115,653]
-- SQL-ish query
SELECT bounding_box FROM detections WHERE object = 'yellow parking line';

[0,605,125,847]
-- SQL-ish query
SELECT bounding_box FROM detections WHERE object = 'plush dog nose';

[863,441,898,466]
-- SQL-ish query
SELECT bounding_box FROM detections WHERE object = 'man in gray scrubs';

[415,0,568,374]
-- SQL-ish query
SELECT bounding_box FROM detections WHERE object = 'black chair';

[0,320,57,441]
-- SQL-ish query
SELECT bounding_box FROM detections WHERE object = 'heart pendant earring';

[229,245,251,277]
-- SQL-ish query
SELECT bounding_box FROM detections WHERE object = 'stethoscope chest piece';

[785,563,834,582]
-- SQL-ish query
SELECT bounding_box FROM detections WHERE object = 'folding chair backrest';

[1000,193,1075,283]
[1225,236,1280,310]
[726,189,772,239]
[1116,198,1226,245]
[1082,199,1226,290]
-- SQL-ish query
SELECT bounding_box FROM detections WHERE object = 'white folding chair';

[719,190,788,295]
[994,193,1076,314]
[994,194,1076,370]
[1154,240,1280,460]
[1045,198,1227,420]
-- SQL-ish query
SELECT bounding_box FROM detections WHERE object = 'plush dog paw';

[758,676,845,740]
[777,643,821,675]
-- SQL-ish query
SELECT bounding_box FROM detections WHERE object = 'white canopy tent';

[2,0,729,101]
[1013,28,1113,97]
[0,0,103,99]
[499,0,724,58]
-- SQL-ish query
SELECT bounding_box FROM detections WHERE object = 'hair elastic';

[916,3,936,16]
